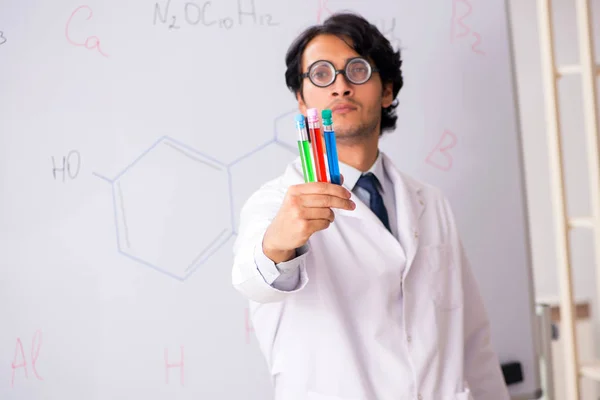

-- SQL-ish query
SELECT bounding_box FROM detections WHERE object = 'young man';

[232,12,510,400]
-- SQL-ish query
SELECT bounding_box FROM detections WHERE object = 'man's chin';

[334,128,371,142]
[332,112,357,122]
[333,120,361,134]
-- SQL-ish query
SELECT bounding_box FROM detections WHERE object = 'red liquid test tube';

[307,108,328,182]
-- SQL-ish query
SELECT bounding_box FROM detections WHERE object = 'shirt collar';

[339,150,387,194]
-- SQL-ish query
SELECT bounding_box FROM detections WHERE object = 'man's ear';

[382,82,394,108]
[296,91,307,114]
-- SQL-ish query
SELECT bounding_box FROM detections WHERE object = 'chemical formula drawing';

[93,111,298,281]
[450,0,484,55]
[10,330,43,388]
[154,0,279,31]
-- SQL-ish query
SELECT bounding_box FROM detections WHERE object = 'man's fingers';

[299,207,336,222]
[299,194,356,210]
[306,219,332,233]
[293,181,352,199]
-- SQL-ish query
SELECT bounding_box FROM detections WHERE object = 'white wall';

[507,0,600,397]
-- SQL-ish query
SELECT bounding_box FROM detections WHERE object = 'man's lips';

[331,103,357,113]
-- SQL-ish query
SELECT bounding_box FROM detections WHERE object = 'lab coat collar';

[334,151,425,213]
[338,150,387,194]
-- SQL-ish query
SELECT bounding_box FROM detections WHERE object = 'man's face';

[297,34,394,144]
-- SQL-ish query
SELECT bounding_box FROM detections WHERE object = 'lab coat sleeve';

[461,242,511,400]
[254,243,310,291]
[232,183,310,303]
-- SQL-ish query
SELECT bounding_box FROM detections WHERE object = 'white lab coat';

[232,152,510,400]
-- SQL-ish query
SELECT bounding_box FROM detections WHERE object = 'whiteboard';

[0,0,540,398]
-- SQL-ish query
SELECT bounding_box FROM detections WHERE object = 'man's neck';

[337,135,380,172]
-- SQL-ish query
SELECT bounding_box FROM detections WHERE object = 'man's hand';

[262,176,355,263]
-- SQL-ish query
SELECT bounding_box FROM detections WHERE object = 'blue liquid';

[324,129,341,185]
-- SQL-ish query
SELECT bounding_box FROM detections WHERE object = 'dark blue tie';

[355,172,391,232]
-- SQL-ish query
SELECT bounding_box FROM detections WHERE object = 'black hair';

[284,12,404,135]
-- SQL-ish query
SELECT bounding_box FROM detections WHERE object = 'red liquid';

[309,124,328,182]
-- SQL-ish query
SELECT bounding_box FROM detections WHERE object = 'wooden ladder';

[537,0,600,398]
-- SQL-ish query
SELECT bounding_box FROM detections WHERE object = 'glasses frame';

[300,57,379,88]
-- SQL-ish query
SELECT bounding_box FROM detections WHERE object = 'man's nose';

[329,73,354,97]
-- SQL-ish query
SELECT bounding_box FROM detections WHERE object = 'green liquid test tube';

[295,114,315,182]
[298,140,315,183]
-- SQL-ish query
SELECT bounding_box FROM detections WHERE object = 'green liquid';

[298,140,315,182]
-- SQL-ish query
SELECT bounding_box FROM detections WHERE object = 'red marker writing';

[450,0,485,55]
[65,5,109,57]
[11,330,43,388]
[426,129,458,171]
[316,0,333,23]
[245,307,255,344]
[164,346,184,386]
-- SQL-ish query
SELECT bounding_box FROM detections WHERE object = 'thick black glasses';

[301,57,378,88]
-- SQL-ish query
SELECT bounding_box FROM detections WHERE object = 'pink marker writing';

[450,0,484,55]
[65,5,109,57]
[245,307,254,344]
[426,129,458,171]
[11,330,43,388]
[11,338,27,388]
[316,0,333,23]
[31,330,43,381]
[164,346,184,386]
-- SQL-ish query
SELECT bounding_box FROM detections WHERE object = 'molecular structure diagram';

[94,110,299,281]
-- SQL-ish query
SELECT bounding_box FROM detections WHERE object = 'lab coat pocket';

[423,244,463,310]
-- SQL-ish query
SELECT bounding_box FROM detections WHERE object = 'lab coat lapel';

[332,168,384,231]
[343,189,387,232]
[335,167,401,250]
[381,153,426,276]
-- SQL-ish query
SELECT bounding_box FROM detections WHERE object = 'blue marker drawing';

[94,110,299,281]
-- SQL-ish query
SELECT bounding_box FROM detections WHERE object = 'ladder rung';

[580,360,600,381]
[568,217,594,228]
[557,64,581,76]
[557,64,600,77]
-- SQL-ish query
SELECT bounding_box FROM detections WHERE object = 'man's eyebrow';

[307,56,360,63]
[302,56,361,70]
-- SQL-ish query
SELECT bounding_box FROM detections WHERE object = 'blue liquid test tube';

[321,109,341,185]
